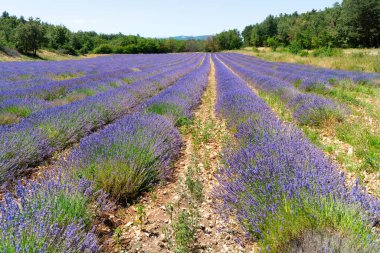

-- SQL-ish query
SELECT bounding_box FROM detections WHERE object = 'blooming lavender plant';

[63,114,181,202]
[217,53,348,126]
[0,54,204,184]
[288,93,347,125]
[62,55,209,202]
[0,54,198,122]
[0,174,104,252]
[143,54,211,125]
[222,52,380,88]
[213,55,380,252]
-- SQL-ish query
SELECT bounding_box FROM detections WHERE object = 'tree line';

[242,0,380,50]
[1,0,378,57]
[0,11,243,56]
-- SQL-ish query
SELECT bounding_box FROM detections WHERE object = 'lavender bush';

[223,53,380,89]
[0,54,198,124]
[63,114,182,202]
[0,54,203,184]
[62,56,210,202]
[0,174,105,252]
[217,53,348,126]
[213,55,380,252]
[143,54,211,125]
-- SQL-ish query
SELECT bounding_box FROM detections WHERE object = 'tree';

[340,0,380,47]
[215,29,243,50]
[47,25,70,49]
[242,25,253,46]
[266,37,280,51]
[14,18,45,55]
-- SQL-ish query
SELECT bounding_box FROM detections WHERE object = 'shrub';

[93,44,113,54]
[313,47,343,57]
[266,37,280,52]
[287,41,303,55]
[0,175,102,252]
[64,114,181,202]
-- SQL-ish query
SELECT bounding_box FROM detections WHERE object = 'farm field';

[1,52,380,253]
[233,47,380,73]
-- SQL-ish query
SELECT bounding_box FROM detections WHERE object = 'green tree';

[340,0,380,47]
[15,18,45,55]
[47,25,70,49]
[215,29,243,50]
[242,25,253,46]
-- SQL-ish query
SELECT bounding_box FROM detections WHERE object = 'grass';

[77,142,159,202]
[0,49,97,62]
[0,106,33,125]
[50,88,98,106]
[336,122,380,171]
[255,194,378,252]
[122,78,134,84]
[297,106,345,127]
[145,103,188,126]
[42,86,68,101]
[185,166,204,202]
[302,81,380,171]
[304,80,380,121]
[232,47,380,73]
[255,80,380,172]
[48,71,84,81]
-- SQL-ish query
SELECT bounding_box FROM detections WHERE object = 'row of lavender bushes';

[213,55,380,252]
[0,54,184,90]
[218,53,348,126]
[0,54,203,184]
[0,54,197,125]
[63,54,210,202]
[0,54,194,98]
[224,53,379,90]
[0,54,210,252]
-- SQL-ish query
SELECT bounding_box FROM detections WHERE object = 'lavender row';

[0,54,198,125]
[0,54,194,96]
[218,53,347,125]
[142,54,211,125]
[0,54,204,184]
[63,54,210,201]
[224,53,380,89]
[0,54,210,252]
[0,54,178,90]
[213,55,380,251]
[0,115,180,252]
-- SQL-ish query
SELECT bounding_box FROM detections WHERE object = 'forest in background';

[242,0,379,51]
[0,0,379,57]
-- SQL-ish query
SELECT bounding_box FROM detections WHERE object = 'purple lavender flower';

[212,54,380,251]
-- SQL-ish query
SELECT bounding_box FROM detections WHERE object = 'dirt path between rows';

[101,57,258,252]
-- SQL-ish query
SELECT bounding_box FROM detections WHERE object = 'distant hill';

[169,35,211,41]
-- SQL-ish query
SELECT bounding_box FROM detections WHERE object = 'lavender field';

[1,53,380,252]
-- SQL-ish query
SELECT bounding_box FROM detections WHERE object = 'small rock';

[205,227,212,234]
[160,234,167,242]
[125,221,133,228]
[347,147,353,156]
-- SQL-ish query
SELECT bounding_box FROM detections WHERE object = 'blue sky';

[1,0,339,37]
